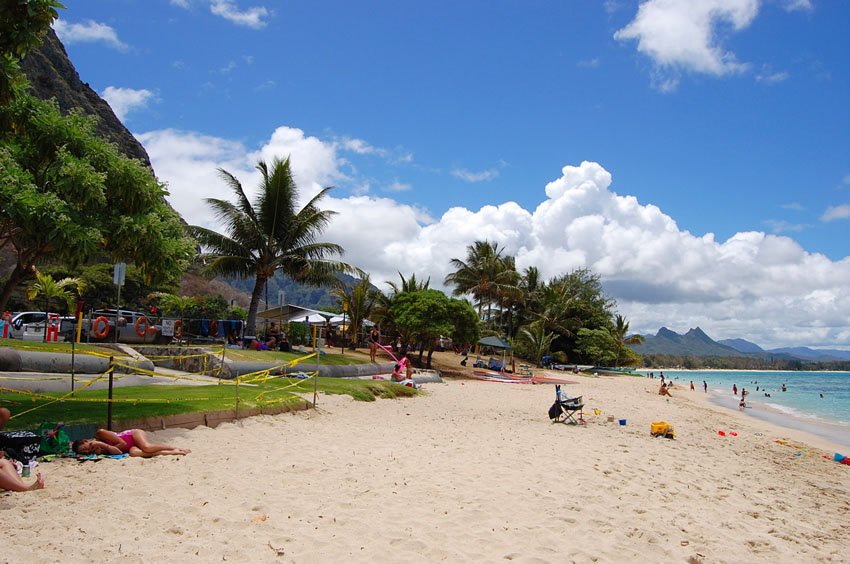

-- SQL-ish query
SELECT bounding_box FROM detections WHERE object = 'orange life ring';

[135,316,150,338]
[92,316,110,339]
[173,319,183,338]
[210,319,218,337]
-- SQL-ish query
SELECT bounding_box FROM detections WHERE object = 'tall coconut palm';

[189,157,352,336]
[444,240,518,329]
[26,272,85,342]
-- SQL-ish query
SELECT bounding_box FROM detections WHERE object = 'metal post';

[70,338,76,393]
[235,376,241,421]
[341,309,346,355]
[114,284,121,344]
[313,325,319,408]
[106,355,114,431]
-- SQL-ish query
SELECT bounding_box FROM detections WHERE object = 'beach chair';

[548,384,585,425]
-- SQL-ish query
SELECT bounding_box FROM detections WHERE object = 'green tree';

[188,157,353,336]
[389,289,478,369]
[0,0,64,103]
[575,328,617,366]
[0,93,193,309]
[26,272,84,341]
[333,275,378,349]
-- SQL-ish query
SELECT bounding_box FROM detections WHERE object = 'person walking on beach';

[690,381,695,391]
[369,326,380,362]
[703,380,708,393]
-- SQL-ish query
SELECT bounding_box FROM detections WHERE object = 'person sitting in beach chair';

[72,429,191,458]
[548,385,585,425]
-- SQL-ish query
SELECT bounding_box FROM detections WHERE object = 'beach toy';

[834,453,846,463]
[607,415,615,423]
[730,432,738,437]
[593,408,601,416]
[718,430,726,437]
[618,419,627,426]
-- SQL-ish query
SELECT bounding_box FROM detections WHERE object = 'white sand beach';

[2,372,849,563]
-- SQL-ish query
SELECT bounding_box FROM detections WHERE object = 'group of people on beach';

[0,406,190,494]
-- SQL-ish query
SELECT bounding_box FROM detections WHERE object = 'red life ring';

[92,316,110,339]
[210,319,218,337]
[135,316,150,337]
[173,319,183,338]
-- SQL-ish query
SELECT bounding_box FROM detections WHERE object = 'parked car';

[65,309,166,344]
[8,311,63,341]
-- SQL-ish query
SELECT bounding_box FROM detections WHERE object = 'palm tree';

[444,240,518,329]
[26,273,85,342]
[188,157,353,336]
[148,292,197,338]
[332,275,379,350]
[518,321,557,367]
[611,314,645,366]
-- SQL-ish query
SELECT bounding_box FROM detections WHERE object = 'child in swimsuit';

[72,428,190,458]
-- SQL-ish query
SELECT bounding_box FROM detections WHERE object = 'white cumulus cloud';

[614,0,759,90]
[135,126,850,349]
[784,0,812,12]
[821,205,850,223]
[101,86,156,122]
[452,168,500,183]
[53,19,128,50]
[210,0,270,28]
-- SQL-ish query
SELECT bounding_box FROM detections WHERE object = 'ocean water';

[639,370,850,447]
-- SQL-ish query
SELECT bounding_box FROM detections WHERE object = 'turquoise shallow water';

[638,370,850,447]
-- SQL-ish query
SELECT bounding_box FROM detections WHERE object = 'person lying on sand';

[72,429,191,458]
[658,383,672,397]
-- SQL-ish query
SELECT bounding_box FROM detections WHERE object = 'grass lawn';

[224,348,368,366]
[1,377,417,430]
[0,340,116,355]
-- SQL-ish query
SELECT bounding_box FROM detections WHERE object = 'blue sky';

[51,0,850,348]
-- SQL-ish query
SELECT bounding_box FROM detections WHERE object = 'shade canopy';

[257,304,337,323]
[477,336,512,350]
[258,304,374,327]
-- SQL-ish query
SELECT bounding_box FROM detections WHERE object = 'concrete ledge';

[226,360,395,379]
[0,347,155,374]
[106,400,311,433]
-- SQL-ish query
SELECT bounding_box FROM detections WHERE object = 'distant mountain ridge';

[632,327,850,362]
